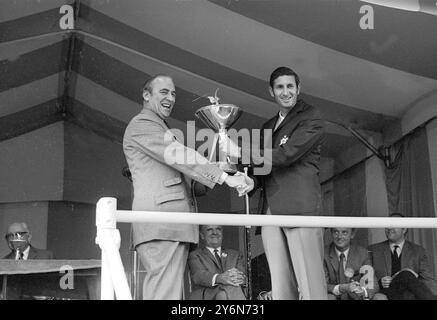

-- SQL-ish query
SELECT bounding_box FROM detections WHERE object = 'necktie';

[338,253,346,284]
[391,245,401,275]
[393,245,399,259]
[214,249,223,271]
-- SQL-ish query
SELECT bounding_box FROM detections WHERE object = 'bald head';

[7,222,30,235]
[6,222,31,252]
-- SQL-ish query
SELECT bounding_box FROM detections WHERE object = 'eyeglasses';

[5,232,29,241]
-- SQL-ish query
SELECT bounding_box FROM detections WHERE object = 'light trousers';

[136,240,189,300]
[262,215,327,300]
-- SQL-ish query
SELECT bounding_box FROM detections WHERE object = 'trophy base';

[213,161,238,174]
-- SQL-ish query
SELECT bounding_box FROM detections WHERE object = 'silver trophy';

[195,92,242,173]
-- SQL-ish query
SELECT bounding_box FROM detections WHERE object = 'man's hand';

[219,134,241,158]
[216,268,246,287]
[339,281,362,295]
[349,281,366,299]
[234,171,254,197]
[224,174,247,190]
[258,291,272,300]
[381,276,392,288]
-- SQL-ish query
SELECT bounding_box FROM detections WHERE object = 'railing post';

[96,197,132,300]
[96,197,117,300]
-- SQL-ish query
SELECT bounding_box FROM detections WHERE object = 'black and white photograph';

[1,0,437,309]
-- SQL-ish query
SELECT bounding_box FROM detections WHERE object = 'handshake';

[224,171,254,197]
[219,134,253,196]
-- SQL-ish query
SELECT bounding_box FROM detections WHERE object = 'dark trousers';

[382,271,437,300]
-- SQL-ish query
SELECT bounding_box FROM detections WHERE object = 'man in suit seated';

[324,227,382,300]
[368,213,437,300]
[188,225,246,300]
[3,222,53,260]
[1,222,53,299]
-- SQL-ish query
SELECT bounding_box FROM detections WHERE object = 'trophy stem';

[208,133,219,163]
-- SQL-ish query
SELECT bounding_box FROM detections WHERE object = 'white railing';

[95,197,437,300]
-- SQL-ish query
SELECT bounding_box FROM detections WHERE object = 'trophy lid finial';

[207,88,220,105]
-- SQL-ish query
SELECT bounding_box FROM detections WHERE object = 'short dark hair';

[389,213,404,218]
[142,74,173,94]
[269,67,300,89]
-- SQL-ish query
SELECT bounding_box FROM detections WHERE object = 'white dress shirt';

[15,246,30,260]
[390,240,405,256]
[274,112,286,131]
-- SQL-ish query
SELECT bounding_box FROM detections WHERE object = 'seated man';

[1,222,54,299]
[324,227,381,300]
[368,213,437,300]
[188,225,246,300]
[3,222,53,260]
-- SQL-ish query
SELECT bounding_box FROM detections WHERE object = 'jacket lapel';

[220,248,227,271]
[346,245,361,276]
[27,246,37,259]
[329,244,340,282]
[383,241,392,275]
[273,99,304,135]
[400,241,411,268]
[203,247,223,272]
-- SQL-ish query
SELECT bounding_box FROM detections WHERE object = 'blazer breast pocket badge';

[279,135,289,146]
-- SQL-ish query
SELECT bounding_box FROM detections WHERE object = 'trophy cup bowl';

[195,104,242,173]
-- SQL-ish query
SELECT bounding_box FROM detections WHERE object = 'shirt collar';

[206,247,221,256]
[278,112,286,121]
[390,240,405,253]
[334,247,349,261]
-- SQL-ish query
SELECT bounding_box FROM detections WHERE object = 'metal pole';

[1,275,7,300]
[243,167,252,300]
[115,211,437,229]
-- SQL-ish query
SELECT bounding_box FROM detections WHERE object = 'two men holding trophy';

[123,74,253,300]
[123,66,327,300]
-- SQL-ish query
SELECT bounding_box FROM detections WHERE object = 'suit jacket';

[123,108,224,246]
[188,247,246,300]
[324,243,379,299]
[246,99,325,215]
[368,240,437,294]
[3,246,54,259]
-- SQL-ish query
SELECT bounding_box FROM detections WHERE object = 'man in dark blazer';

[368,213,437,300]
[188,225,246,300]
[123,75,250,300]
[220,67,326,299]
[324,228,381,300]
[3,222,53,260]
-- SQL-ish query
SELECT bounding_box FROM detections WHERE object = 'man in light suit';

[123,74,250,300]
[188,225,246,300]
[368,213,437,300]
[220,67,327,299]
[324,228,381,300]
[3,222,53,260]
